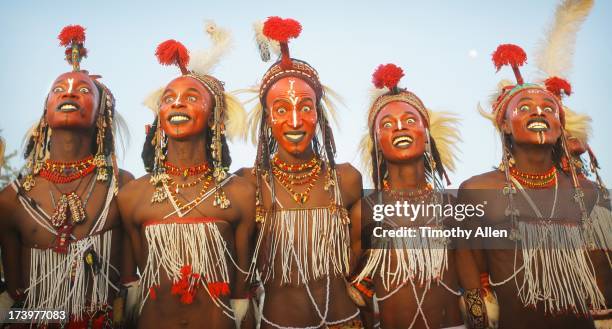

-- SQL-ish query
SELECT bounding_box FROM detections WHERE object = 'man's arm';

[0,187,24,306]
[232,180,256,329]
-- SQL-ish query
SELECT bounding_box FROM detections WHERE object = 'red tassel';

[262,16,302,43]
[263,17,302,70]
[372,64,404,90]
[544,76,572,98]
[492,44,527,85]
[207,282,230,297]
[155,39,190,75]
[180,290,195,304]
[149,286,157,301]
[492,44,527,71]
[58,25,86,47]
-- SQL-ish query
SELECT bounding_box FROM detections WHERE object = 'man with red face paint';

[458,44,611,329]
[349,64,480,329]
[0,25,135,328]
[117,23,256,329]
[237,17,363,328]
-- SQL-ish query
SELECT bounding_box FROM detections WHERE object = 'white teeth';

[285,132,305,141]
[392,136,413,146]
[528,122,548,129]
[169,115,190,122]
[60,104,77,110]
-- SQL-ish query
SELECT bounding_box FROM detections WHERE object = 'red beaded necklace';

[39,155,96,184]
[164,161,211,177]
[510,166,557,189]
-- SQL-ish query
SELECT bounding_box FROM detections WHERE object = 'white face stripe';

[174,92,182,106]
[287,79,300,128]
[397,118,403,130]
[67,78,74,94]
[537,106,543,116]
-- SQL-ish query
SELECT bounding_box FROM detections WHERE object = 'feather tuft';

[492,44,527,71]
[544,76,572,97]
[188,21,232,75]
[58,25,86,46]
[155,40,190,74]
[535,0,594,78]
[253,21,281,62]
[262,16,302,43]
[372,64,404,90]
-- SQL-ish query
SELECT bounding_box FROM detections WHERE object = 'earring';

[24,118,48,191]
[211,101,230,209]
[150,125,168,203]
[93,112,109,182]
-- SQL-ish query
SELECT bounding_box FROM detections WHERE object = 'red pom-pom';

[372,64,405,90]
[492,44,527,71]
[263,16,302,43]
[149,286,157,301]
[58,25,86,47]
[155,39,190,73]
[544,76,572,97]
[207,282,230,298]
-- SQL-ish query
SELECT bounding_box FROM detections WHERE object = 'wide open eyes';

[276,107,287,115]
[79,87,90,94]
[53,86,65,93]
[519,105,530,112]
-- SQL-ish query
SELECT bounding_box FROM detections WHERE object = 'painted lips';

[526,118,550,132]
[168,112,192,125]
[56,101,80,113]
[284,131,306,143]
[392,135,413,149]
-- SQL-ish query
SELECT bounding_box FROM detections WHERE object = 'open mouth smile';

[284,131,306,143]
[56,101,80,113]
[168,112,192,125]
[526,118,550,132]
[392,135,413,149]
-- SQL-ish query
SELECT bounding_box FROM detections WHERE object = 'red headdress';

[58,25,87,71]
[155,40,190,75]
[364,63,459,187]
[369,64,429,127]
[258,17,322,103]
[490,44,569,128]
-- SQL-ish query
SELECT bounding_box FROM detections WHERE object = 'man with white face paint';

[237,16,363,328]
[0,25,135,327]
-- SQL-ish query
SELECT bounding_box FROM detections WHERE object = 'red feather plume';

[372,64,404,90]
[492,44,527,71]
[155,40,190,74]
[544,76,572,97]
[58,25,86,47]
[263,16,302,43]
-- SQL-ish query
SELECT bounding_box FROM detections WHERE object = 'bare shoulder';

[335,162,362,187]
[234,167,256,184]
[225,175,256,204]
[117,174,152,207]
[459,169,505,190]
[117,168,135,187]
[0,182,18,229]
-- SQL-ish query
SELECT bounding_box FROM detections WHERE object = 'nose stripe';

[397,118,403,130]
[537,106,542,115]
[174,92,181,106]
[292,108,298,127]
[67,78,74,94]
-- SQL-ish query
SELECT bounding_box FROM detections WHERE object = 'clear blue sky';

[1,0,610,187]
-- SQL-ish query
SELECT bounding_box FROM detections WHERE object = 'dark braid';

[142,118,158,173]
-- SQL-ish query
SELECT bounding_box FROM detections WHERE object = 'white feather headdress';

[534,0,594,79]
[143,21,245,140]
